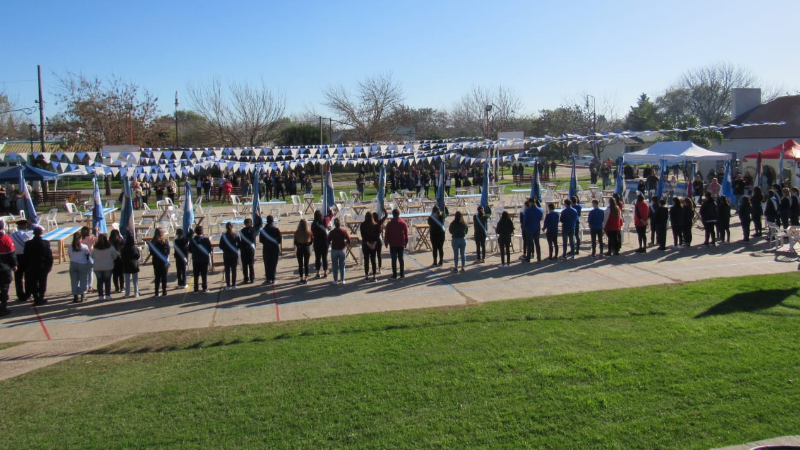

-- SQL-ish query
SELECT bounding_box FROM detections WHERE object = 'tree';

[323,72,404,143]
[386,105,450,140]
[0,92,30,140]
[624,93,660,131]
[51,72,163,150]
[277,123,329,146]
[656,63,760,126]
[449,85,523,138]
[187,77,286,147]
[659,116,722,150]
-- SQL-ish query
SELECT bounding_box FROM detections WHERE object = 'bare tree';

[323,73,404,142]
[187,77,286,147]
[51,72,162,149]
[0,91,31,140]
[450,85,524,138]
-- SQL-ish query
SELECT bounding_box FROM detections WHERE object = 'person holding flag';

[148,228,171,297]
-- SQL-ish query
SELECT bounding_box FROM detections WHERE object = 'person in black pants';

[0,220,17,317]
[109,229,125,292]
[427,206,446,267]
[220,222,241,290]
[239,217,260,284]
[716,196,732,244]
[654,199,669,250]
[173,229,189,289]
[23,226,53,306]
[360,213,380,281]
[750,187,764,237]
[473,206,489,263]
[189,226,212,293]
[669,197,684,247]
[259,214,282,285]
[311,210,329,278]
[682,197,695,246]
[699,193,718,246]
[149,228,171,297]
[740,196,753,242]
[495,211,514,267]
[294,219,313,284]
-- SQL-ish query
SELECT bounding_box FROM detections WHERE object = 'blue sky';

[3,0,798,120]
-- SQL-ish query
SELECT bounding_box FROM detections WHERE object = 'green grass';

[5,275,796,449]
[0,342,21,351]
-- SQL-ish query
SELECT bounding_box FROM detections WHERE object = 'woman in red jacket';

[633,194,649,253]
[604,198,623,256]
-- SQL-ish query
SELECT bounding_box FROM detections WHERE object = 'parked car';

[574,155,595,166]
[517,157,538,167]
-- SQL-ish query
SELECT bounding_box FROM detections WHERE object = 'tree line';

[0,62,781,161]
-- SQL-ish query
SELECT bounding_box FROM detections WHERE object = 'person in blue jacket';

[587,199,605,258]
[521,199,544,263]
[571,196,583,254]
[541,203,560,261]
[559,199,579,260]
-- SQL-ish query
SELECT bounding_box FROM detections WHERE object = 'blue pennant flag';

[18,169,38,227]
[183,180,194,235]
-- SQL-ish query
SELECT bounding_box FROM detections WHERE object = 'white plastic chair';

[65,203,82,222]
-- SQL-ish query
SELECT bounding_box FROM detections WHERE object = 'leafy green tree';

[624,94,660,131]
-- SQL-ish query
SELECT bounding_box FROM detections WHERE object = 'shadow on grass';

[694,288,798,318]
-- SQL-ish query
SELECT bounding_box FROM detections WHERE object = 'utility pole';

[37,65,46,153]
[319,116,323,145]
[174,91,179,149]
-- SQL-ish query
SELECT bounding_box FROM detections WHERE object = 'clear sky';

[3,0,798,120]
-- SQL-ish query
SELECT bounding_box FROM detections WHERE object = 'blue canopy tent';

[530,162,542,202]
[0,164,59,182]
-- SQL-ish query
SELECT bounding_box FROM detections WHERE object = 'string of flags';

[7,121,785,181]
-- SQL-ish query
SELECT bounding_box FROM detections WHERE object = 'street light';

[586,95,596,158]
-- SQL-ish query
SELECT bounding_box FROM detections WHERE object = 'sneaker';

[341,280,346,285]
[451,268,458,273]
[364,277,370,282]
[371,277,377,282]
[460,268,465,273]
[498,264,505,269]
[203,289,208,293]
[231,286,237,291]
[135,293,140,298]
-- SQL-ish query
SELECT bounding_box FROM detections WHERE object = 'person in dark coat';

[23,226,52,306]
[173,229,189,289]
[699,193,718,246]
[750,186,764,237]
[109,229,125,293]
[739,196,753,242]
[148,228,170,297]
[239,216,261,284]
[669,197,684,247]
[220,222,241,290]
[495,210,515,267]
[779,188,791,230]
[791,187,800,226]
[717,196,732,244]
[189,225,212,293]
[682,197,695,247]
[654,199,669,250]
[120,235,140,298]
[259,214,282,285]
[427,206,446,267]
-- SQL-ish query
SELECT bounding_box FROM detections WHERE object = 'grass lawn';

[5,275,798,449]
[0,342,21,351]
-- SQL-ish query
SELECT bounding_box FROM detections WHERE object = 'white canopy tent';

[622,141,732,164]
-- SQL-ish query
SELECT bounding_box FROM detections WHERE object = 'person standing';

[543,203,560,260]
[120,235,140,298]
[173,228,189,289]
[473,206,489,264]
[220,222,241,290]
[67,232,91,303]
[294,219,313,284]
[239,217,260,285]
[587,200,605,258]
[23,226,52,306]
[603,199,622,256]
[328,218,351,285]
[654,199,669,251]
[0,221,18,316]
[751,187,764,237]
[311,210,329,279]
[189,226,212,293]
[10,219,32,302]
[80,227,97,293]
[682,197,695,247]
[427,206,446,267]
[495,211,514,268]
[259,214,282,285]
[372,210,388,274]
[669,197,684,248]
[384,209,409,279]
[149,228,171,297]
[522,199,544,263]
[448,211,469,273]
[716,196,731,244]
[91,233,118,301]
[699,193,718,246]
[740,196,753,242]
[361,212,381,281]
[732,174,745,214]
[109,229,125,293]
[559,199,579,259]
[633,194,649,253]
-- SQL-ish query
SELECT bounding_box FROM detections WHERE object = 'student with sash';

[360,212,381,281]
[173,229,189,289]
[189,225,212,294]
[523,199,544,263]
[473,206,489,264]
[239,217,260,284]
[427,206,447,267]
[148,228,171,297]
[311,210,330,279]
[220,222,241,290]
[259,215,282,285]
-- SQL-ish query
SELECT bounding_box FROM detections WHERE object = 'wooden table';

[345,237,360,265]
[349,190,362,202]
[345,220,361,234]
[43,226,83,264]
[303,195,316,214]
[392,195,406,213]
[83,207,119,226]
[413,223,431,252]
[351,204,369,215]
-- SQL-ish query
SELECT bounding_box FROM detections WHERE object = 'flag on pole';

[568,155,578,200]
[779,143,785,186]
[530,161,542,202]
[754,152,763,193]
[436,159,445,213]
[183,180,194,235]
[656,159,667,199]
[480,162,490,210]
[614,157,624,196]
[252,168,262,234]
[119,177,135,242]
[18,168,38,227]
[377,164,386,220]
[721,159,734,200]
[92,177,107,235]
[322,163,335,214]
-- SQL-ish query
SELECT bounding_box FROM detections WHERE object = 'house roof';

[0,142,65,154]
[723,95,800,139]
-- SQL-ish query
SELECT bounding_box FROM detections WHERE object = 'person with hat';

[23,225,52,305]
[10,219,32,302]
[0,220,18,316]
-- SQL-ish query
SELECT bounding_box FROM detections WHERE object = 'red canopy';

[742,139,800,161]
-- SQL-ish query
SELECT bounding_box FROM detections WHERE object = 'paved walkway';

[1,202,798,380]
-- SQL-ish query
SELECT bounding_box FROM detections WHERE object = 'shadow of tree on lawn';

[695,288,799,318]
